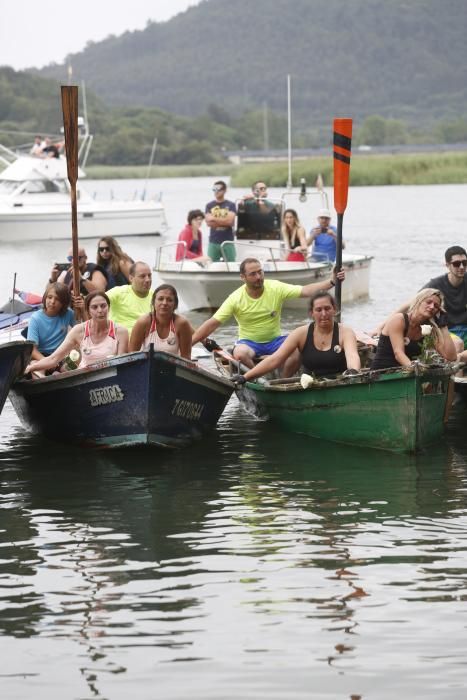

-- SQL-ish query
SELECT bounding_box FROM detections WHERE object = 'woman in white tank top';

[25,291,129,375]
[129,284,192,359]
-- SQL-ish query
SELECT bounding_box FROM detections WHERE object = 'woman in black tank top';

[242,291,361,382]
[371,288,456,370]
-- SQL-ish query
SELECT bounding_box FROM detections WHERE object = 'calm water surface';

[1,180,467,699]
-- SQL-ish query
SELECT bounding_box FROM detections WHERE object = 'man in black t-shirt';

[49,247,107,297]
[421,246,467,349]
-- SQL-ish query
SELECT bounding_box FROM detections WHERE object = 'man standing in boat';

[205,180,237,262]
[307,208,344,263]
[237,181,280,239]
[191,257,344,369]
[106,261,153,334]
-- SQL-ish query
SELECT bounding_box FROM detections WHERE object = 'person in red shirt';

[176,210,211,265]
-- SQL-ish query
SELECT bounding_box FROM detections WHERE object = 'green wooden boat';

[237,364,454,453]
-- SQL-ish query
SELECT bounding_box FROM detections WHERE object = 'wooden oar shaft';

[335,212,344,316]
[69,186,80,298]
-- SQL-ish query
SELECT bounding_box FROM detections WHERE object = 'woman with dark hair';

[240,290,361,381]
[96,236,134,289]
[175,210,210,264]
[129,284,192,359]
[25,291,129,374]
[26,282,76,362]
[282,209,308,261]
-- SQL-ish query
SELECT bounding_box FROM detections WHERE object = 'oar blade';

[333,118,353,319]
[333,118,353,214]
[61,85,79,186]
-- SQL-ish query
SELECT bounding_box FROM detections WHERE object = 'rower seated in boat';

[25,291,129,375]
[371,288,456,370]
[191,258,345,372]
[26,283,78,363]
[129,284,192,359]
[239,290,361,382]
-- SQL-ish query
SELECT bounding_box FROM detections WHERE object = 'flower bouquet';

[63,349,81,371]
[419,324,436,364]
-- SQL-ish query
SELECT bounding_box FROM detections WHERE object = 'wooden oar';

[60,85,81,318]
[211,345,251,375]
[207,342,267,384]
[333,118,353,318]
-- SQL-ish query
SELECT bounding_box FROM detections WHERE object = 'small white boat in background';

[154,184,372,311]
[0,132,168,242]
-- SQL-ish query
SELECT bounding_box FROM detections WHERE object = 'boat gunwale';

[245,363,456,393]
[15,348,234,392]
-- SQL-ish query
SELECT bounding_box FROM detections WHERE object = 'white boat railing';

[155,240,331,273]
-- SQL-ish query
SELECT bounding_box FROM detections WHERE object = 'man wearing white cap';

[307,208,344,262]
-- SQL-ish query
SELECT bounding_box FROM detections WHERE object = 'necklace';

[314,330,332,348]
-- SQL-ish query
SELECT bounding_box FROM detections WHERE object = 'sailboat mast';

[287,74,292,189]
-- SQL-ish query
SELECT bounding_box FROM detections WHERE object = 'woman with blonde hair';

[371,288,456,370]
[282,209,308,261]
[96,236,134,289]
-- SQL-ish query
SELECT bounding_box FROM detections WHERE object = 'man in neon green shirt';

[107,261,153,334]
[192,257,343,368]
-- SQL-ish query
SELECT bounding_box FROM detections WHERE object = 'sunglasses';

[99,246,110,252]
[212,186,225,193]
[67,255,87,262]
[451,260,467,268]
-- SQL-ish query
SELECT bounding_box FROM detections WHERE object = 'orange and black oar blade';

[333,118,353,317]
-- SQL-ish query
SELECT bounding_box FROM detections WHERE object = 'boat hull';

[0,340,33,415]
[240,367,452,453]
[0,202,168,241]
[9,350,233,448]
[155,254,372,311]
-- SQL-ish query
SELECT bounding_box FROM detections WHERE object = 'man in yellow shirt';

[192,257,343,368]
[106,262,153,334]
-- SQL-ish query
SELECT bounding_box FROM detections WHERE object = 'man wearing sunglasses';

[241,181,275,213]
[205,180,237,262]
[49,247,107,296]
[421,246,467,349]
[372,246,467,350]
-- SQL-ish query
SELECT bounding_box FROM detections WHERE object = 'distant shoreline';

[85,151,467,186]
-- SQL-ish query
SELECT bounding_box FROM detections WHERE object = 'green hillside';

[35,0,467,128]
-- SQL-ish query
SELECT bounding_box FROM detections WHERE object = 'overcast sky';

[1,0,201,70]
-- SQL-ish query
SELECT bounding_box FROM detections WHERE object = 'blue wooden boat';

[0,340,33,415]
[9,348,234,448]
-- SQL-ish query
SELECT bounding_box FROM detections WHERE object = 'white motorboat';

[0,141,168,242]
[154,185,372,311]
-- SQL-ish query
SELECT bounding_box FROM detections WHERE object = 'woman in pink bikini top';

[25,291,129,375]
[129,284,192,359]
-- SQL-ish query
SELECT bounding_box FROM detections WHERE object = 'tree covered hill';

[36,0,467,128]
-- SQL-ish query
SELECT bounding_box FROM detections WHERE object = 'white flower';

[69,349,80,362]
[300,374,314,389]
[421,324,432,337]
